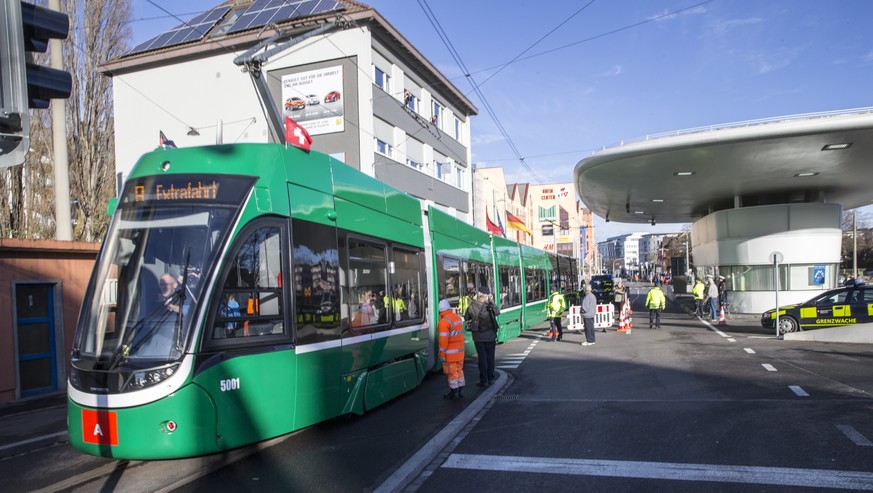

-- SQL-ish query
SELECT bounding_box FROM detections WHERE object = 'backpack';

[466,301,483,332]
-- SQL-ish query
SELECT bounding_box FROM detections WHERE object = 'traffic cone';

[617,308,626,332]
[623,298,633,334]
[718,305,727,326]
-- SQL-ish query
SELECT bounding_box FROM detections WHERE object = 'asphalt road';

[5,284,873,492]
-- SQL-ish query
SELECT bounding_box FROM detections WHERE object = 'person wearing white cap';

[438,299,466,399]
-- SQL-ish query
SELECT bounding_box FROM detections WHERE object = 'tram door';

[14,283,58,398]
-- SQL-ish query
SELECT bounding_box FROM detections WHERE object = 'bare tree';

[65,0,131,242]
[0,0,131,242]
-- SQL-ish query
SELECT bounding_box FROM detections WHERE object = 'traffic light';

[0,1,71,168]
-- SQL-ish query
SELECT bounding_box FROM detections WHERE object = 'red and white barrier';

[567,304,614,332]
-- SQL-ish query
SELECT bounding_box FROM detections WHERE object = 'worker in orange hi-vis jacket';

[438,299,466,399]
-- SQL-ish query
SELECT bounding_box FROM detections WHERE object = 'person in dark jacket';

[580,284,597,346]
[465,285,500,387]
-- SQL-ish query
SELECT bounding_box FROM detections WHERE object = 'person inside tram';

[130,272,185,357]
[351,290,376,328]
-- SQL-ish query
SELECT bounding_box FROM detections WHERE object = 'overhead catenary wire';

[124,0,717,179]
[418,0,545,184]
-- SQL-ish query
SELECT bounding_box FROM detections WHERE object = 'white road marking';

[837,424,873,447]
[762,363,777,372]
[727,338,736,342]
[442,453,873,490]
[702,319,730,337]
[744,348,756,354]
[789,385,809,396]
[0,431,67,452]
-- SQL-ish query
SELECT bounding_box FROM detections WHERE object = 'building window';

[454,117,462,141]
[542,224,554,236]
[406,158,423,170]
[374,66,390,93]
[432,101,443,127]
[376,138,393,157]
[404,90,418,112]
[455,167,463,189]
[435,161,445,179]
[539,205,556,222]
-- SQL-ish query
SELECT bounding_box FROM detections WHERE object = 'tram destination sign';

[121,174,257,207]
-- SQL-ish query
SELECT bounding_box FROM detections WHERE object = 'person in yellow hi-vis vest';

[645,280,666,329]
[692,276,706,318]
[438,299,466,399]
[545,286,567,341]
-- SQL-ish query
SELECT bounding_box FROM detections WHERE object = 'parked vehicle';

[761,281,872,334]
[589,275,615,304]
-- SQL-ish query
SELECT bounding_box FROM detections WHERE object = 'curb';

[373,369,510,493]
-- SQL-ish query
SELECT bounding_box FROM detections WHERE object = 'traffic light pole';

[49,0,70,240]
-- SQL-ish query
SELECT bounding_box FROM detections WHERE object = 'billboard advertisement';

[281,65,344,136]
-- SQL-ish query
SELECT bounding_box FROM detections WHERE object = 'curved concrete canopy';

[574,108,873,225]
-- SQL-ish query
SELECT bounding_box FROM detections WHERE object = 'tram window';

[292,220,341,344]
[526,267,546,302]
[348,237,388,331]
[439,256,461,307]
[213,225,286,340]
[499,265,521,308]
[391,247,425,323]
[469,260,493,299]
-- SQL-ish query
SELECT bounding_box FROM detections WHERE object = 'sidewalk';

[0,392,68,458]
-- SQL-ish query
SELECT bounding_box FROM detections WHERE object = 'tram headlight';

[130,364,180,391]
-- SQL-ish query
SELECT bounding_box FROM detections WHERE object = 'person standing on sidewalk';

[580,284,597,346]
[613,280,627,320]
[707,275,719,321]
[645,280,666,328]
[437,299,466,399]
[692,276,706,318]
[545,285,567,341]
[717,275,727,313]
[466,285,500,387]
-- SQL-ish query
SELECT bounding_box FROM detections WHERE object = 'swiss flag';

[285,116,312,152]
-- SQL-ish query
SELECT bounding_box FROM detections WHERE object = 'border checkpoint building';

[575,107,873,315]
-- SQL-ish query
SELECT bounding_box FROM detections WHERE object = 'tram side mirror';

[106,197,118,217]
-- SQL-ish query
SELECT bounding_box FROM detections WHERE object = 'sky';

[128,0,873,241]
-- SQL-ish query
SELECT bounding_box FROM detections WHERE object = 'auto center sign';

[541,186,571,201]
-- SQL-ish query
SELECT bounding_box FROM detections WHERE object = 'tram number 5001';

[220,378,241,392]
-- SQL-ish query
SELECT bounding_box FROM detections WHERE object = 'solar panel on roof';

[225,0,344,35]
[128,6,232,55]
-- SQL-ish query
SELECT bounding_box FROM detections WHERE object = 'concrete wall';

[692,203,842,314]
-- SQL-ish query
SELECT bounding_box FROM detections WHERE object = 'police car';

[760,281,873,334]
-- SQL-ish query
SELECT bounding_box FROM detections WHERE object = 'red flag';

[485,210,502,235]
[285,116,312,152]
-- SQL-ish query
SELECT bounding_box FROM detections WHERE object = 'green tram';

[67,143,569,459]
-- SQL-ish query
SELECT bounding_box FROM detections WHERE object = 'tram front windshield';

[73,175,253,380]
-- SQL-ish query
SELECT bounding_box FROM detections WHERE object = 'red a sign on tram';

[81,409,118,445]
